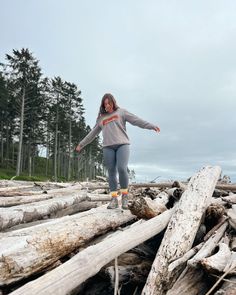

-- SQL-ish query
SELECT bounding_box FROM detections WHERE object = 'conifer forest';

[0,48,104,181]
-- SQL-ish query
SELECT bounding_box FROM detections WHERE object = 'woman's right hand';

[75,145,82,153]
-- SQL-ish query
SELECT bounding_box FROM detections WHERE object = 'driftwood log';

[0,192,90,230]
[166,267,208,295]
[214,276,236,295]
[227,205,236,229]
[9,209,173,295]
[142,165,221,295]
[187,220,228,268]
[168,215,226,274]
[0,205,135,285]
[128,195,167,219]
[0,169,234,294]
[0,194,55,207]
[81,182,236,193]
[0,189,109,208]
[200,242,231,273]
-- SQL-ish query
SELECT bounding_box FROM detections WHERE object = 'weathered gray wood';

[166,267,208,295]
[129,196,167,219]
[152,191,169,203]
[52,201,99,217]
[83,181,236,192]
[85,193,111,202]
[0,180,71,189]
[8,209,173,295]
[214,276,236,295]
[187,222,228,268]
[0,192,88,230]
[216,183,236,191]
[227,205,236,230]
[200,242,231,273]
[0,205,135,285]
[231,236,236,250]
[0,185,34,192]
[0,184,85,207]
[0,195,54,207]
[205,252,236,295]
[168,242,204,273]
[169,218,229,273]
[142,165,221,295]
[222,194,236,204]
[0,190,105,208]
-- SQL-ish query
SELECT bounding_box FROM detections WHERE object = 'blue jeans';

[103,144,130,192]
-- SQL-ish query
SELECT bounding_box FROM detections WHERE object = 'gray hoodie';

[79,108,156,149]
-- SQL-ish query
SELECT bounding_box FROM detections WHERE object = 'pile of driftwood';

[0,165,235,295]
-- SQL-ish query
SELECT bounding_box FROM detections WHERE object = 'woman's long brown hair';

[97,93,119,118]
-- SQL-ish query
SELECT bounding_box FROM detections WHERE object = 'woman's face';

[104,98,114,113]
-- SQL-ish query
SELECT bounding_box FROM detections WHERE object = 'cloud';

[1,0,236,182]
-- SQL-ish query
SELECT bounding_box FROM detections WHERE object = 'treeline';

[0,48,104,181]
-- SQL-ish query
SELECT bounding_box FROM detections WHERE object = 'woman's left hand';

[154,126,160,133]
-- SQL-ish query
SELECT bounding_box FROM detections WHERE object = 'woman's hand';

[153,126,160,133]
[75,145,82,153]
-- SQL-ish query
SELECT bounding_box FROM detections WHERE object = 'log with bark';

[142,165,221,295]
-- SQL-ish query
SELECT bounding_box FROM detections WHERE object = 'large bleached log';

[0,206,136,285]
[0,192,89,230]
[142,165,221,295]
[8,209,173,295]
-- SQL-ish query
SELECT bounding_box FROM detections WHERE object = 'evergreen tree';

[5,48,42,176]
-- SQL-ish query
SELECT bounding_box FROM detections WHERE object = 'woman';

[76,93,160,210]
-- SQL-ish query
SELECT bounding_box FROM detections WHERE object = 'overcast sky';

[1,0,236,182]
